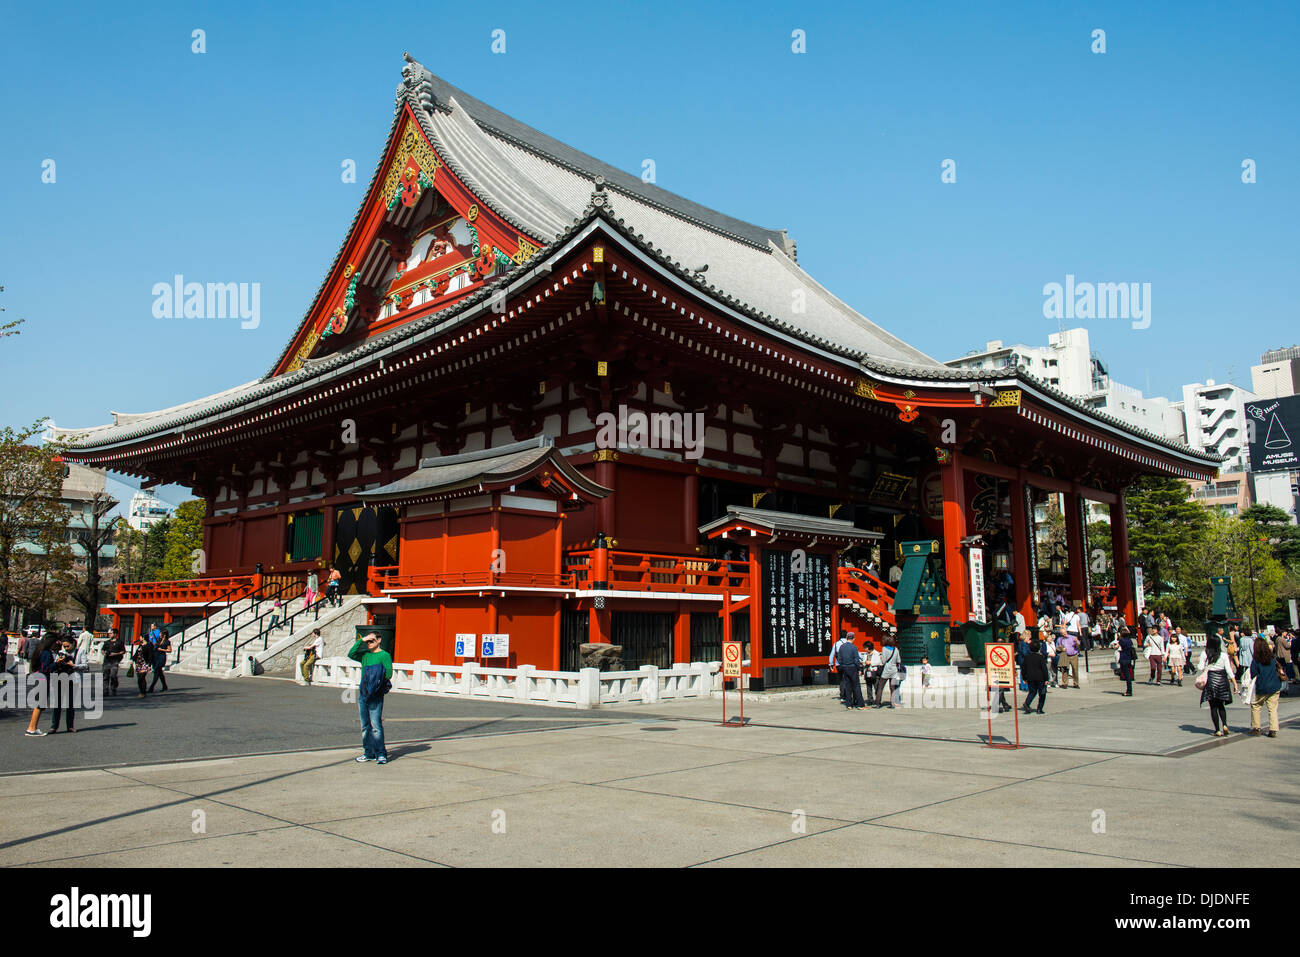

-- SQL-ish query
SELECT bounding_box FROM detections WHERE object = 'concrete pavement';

[2,667,1297,867]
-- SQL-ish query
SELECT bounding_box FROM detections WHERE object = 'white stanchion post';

[515,664,535,703]
[640,665,660,704]
[577,667,600,709]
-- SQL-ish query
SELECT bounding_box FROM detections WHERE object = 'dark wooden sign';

[761,549,831,659]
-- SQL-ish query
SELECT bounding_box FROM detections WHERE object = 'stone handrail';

[299,656,720,709]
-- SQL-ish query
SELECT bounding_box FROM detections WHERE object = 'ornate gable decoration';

[381,118,441,208]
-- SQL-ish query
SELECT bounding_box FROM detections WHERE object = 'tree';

[140,516,171,582]
[0,420,74,628]
[0,283,24,340]
[162,499,205,579]
[1125,475,1209,597]
[1240,503,1300,570]
[1085,519,1114,585]
[1175,510,1284,628]
[58,491,118,629]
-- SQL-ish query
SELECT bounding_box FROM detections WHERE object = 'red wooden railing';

[367,567,574,592]
[565,550,751,594]
[837,567,898,631]
[115,575,259,605]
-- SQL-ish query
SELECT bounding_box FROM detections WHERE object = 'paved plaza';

[2,668,1297,867]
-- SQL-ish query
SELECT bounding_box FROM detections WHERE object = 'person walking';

[1022,638,1049,713]
[349,632,393,764]
[1143,628,1165,685]
[829,630,850,705]
[874,637,901,709]
[835,634,865,710]
[1248,636,1283,737]
[49,637,78,733]
[1045,630,1060,687]
[1197,633,1239,737]
[1165,631,1187,686]
[148,628,170,693]
[305,569,319,610]
[1058,630,1081,688]
[102,630,125,696]
[1117,627,1136,696]
[326,567,343,607]
[131,635,153,698]
[302,628,326,685]
[23,634,59,737]
[1277,631,1295,683]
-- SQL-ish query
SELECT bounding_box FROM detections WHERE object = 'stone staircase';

[169,595,366,678]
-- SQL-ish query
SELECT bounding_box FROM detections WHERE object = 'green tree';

[0,420,74,628]
[1125,475,1209,598]
[1085,519,1114,585]
[1240,503,1300,570]
[140,516,171,582]
[1176,510,1284,628]
[161,499,205,579]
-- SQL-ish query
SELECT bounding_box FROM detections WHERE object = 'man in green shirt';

[348,632,393,764]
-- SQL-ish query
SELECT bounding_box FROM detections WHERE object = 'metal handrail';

[231,590,329,660]
[204,577,300,670]
[173,578,256,663]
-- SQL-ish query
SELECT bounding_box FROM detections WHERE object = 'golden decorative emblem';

[902,389,916,399]
[593,449,617,462]
[989,389,1022,408]
[853,377,878,400]
[286,327,322,373]
[343,263,356,279]
[467,204,479,222]
[597,360,608,377]
[512,236,540,265]
[593,246,604,263]
[931,540,939,551]
[930,630,939,639]
[912,544,921,553]
[381,119,441,207]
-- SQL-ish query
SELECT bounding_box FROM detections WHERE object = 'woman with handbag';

[1248,637,1283,737]
[1196,633,1238,737]
[132,635,153,698]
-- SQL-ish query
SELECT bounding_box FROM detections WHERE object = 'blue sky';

[2,0,1297,506]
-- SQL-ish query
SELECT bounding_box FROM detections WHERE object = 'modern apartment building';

[1174,380,1256,473]
[945,327,1183,440]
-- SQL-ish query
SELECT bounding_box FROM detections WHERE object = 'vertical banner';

[1078,495,1092,600]
[1023,484,1039,605]
[1133,566,1146,617]
[1289,599,1297,630]
[968,546,987,623]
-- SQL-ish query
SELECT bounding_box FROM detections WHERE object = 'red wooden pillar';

[1110,491,1134,626]
[1064,487,1087,607]
[940,451,970,622]
[683,472,698,551]
[1010,471,1037,627]
[673,607,690,663]
[595,456,615,542]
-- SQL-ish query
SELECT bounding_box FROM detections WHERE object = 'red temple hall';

[61,56,1220,687]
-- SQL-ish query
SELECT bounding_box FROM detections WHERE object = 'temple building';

[58,55,1220,686]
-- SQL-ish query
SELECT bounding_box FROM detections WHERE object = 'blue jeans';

[359,694,387,759]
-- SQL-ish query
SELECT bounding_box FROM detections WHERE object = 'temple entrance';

[332,505,399,594]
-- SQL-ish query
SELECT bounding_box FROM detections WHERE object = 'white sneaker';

[24,729,46,737]
[355,755,372,763]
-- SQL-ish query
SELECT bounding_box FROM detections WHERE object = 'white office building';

[127,491,174,530]
[1175,381,1256,474]
[945,327,1184,440]
[1251,346,1300,399]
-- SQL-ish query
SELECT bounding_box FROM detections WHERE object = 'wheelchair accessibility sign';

[481,634,509,658]
[454,633,476,657]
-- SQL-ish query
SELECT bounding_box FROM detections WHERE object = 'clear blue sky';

[3,0,1297,507]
